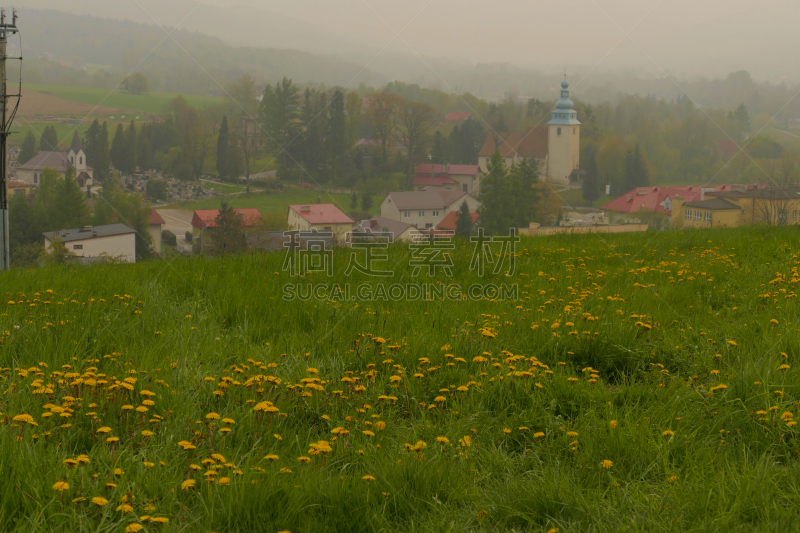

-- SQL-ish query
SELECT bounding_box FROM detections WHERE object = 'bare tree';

[397,99,439,187]
[753,152,799,226]
[365,93,399,164]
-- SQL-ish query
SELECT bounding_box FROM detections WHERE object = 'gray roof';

[683,198,741,210]
[43,223,135,243]
[18,151,70,171]
[386,190,473,210]
[357,216,413,238]
[70,131,82,154]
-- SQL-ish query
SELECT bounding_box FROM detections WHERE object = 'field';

[21,84,224,116]
[172,187,383,217]
[2,226,800,532]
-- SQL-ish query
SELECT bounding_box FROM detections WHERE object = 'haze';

[14,0,800,83]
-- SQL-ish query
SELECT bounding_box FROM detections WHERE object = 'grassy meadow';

[23,84,224,116]
[2,226,800,532]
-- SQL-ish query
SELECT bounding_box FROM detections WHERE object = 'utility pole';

[0,8,20,271]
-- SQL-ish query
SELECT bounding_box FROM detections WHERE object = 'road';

[156,209,194,254]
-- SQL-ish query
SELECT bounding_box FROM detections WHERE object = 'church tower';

[547,79,581,185]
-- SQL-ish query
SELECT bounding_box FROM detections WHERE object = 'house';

[478,80,580,185]
[191,208,262,250]
[149,209,165,256]
[672,185,800,228]
[43,223,136,263]
[445,112,471,122]
[287,204,354,240]
[413,163,482,195]
[602,184,769,217]
[355,216,417,242]
[17,132,94,187]
[380,190,482,229]
[435,210,480,232]
[7,180,33,198]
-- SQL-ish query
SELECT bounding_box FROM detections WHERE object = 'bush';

[185,231,194,243]
[162,230,177,247]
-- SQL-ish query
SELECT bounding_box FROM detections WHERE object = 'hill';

[2,226,799,531]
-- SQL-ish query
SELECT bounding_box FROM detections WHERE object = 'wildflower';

[264,454,279,461]
[609,420,617,429]
[600,460,613,469]
[181,479,196,490]
[566,431,578,437]
[13,414,37,426]
[434,396,446,402]
[362,430,375,437]
[375,421,386,431]
[125,525,144,533]
[362,475,376,482]
[141,430,154,437]
[149,517,169,524]
[533,432,545,438]
[117,503,134,513]
[218,477,231,486]
[667,475,679,483]
[52,481,69,492]
[436,436,449,444]
[503,428,511,434]
[662,430,675,437]
[205,412,220,420]
[297,456,311,464]
[96,427,111,434]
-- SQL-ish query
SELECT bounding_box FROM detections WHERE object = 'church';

[16,131,94,188]
[478,80,581,185]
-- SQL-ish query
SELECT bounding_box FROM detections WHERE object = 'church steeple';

[548,79,580,126]
[70,131,82,154]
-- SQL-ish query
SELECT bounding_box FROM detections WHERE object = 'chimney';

[370,219,378,228]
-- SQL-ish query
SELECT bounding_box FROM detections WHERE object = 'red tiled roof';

[7,180,29,188]
[445,112,471,122]
[412,175,458,187]
[288,204,354,225]
[436,211,479,231]
[149,209,165,225]
[415,164,480,177]
[718,140,739,157]
[191,208,262,229]
[478,127,548,159]
[602,185,759,214]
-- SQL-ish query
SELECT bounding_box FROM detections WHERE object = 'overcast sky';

[16,0,800,82]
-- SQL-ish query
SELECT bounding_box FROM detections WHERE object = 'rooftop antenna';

[0,7,21,271]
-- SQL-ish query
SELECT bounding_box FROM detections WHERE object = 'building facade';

[380,190,482,229]
[43,224,136,263]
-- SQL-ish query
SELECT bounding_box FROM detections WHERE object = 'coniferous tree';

[55,167,90,230]
[328,90,347,163]
[126,121,138,175]
[623,144,649,192]
[508,158,542,227]
[301,88,322,177]
[110,123,126,174]
[8,193,40,248]
[259,77,301,169]
[210,202,247,255]
[455,200,473,237]
[39,126,59,151]
[361,192,373,212]
[83,120,101,165]
[479,151,510,234]
[18,131,37,164]
[138,136,152,171]
[431,131,446,164]
[582,146,600,206]
[350,190,358,210]
[216,115,229,179]
[734,103,751,133]
[94,122,111,180]
[225,134,246,184]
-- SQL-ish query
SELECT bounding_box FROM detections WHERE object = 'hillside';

[2,226,799,531]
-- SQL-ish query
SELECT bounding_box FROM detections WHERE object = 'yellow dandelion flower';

[600,460,613,469]
[52,481,70,492]
[362,475,376,482]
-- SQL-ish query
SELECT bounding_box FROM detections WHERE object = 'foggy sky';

[15,0,800,82]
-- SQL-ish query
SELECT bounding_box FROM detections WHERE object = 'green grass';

[2,225,800,531]
[12,121,93,149]
[556,186,614,208]
[24,83,224,115]
[171,187,382,217]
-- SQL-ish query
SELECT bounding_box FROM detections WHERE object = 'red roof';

[149,209,165,225]
[412,175,458,187]
[718,140,739,157]
[436,211,479,231]
[7,180,29,188]
[288,204,354,225]
[191,208,262,229]
[445,112,471,122]
[415,164,480,177]
[602,185,758,215]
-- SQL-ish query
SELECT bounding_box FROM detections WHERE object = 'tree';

[8,193,40,249]
[40,237,76,265]
[54,167,90,230]
[582,146,600,206]
[18,131,37,164]
[209,202,247,255]
[259,77,301,169]
[345,91,363,145]
[361,192,373,212]
[94,122,111,180]
[122,72,150,95]
[146,179,168,202]
[328,90,347,163]
[478,151,510,235]
[39,125,58,151]
[216,115,229,179]
[229,75,258,117]
[455,200,473,237]
[226,133,246,184]
[623,144,649,192]
[397,99,438,186]
[138,136,152,171]
[365,93,399,164]
[167,96,213,180]
[734,103,751,134]
[83,120,101,166]
[126,121,138,175]
[350,190,358,210]
[110,123,127,174]
[431,131,446,164]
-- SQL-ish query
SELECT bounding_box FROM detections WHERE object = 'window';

[323,226,332,231]
[388,199,391,204]
[557,127,562,136]
[33,173,38,184]
[432,211,439,217]
[79,156,83,165]
[70,156,74,164]
[462,184,467,192]
[419,211,425,217]
[403,211,410,218]
[13,189,23,196]
[694,211,701,220]
[704,212,712,222]
[73,244,83,250]
[684,209,691,220]
[425,223,433,228]
[793,210,798,221]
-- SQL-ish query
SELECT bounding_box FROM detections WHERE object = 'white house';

[380,190,481,229]
[17,132,94,187]
[287,204,354,240]
[43,223,136,263]
[149,209,165,256]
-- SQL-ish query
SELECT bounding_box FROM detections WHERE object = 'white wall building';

[380,190,482,229]
[43,223,136,263]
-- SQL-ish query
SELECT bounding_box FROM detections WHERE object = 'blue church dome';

[548,79,581,126]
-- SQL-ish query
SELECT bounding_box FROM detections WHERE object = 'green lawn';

[555,186,614,208]
[1,225,800,531]
[171,187,382,217]
[12,120,93,148]
[24,83,224,115]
